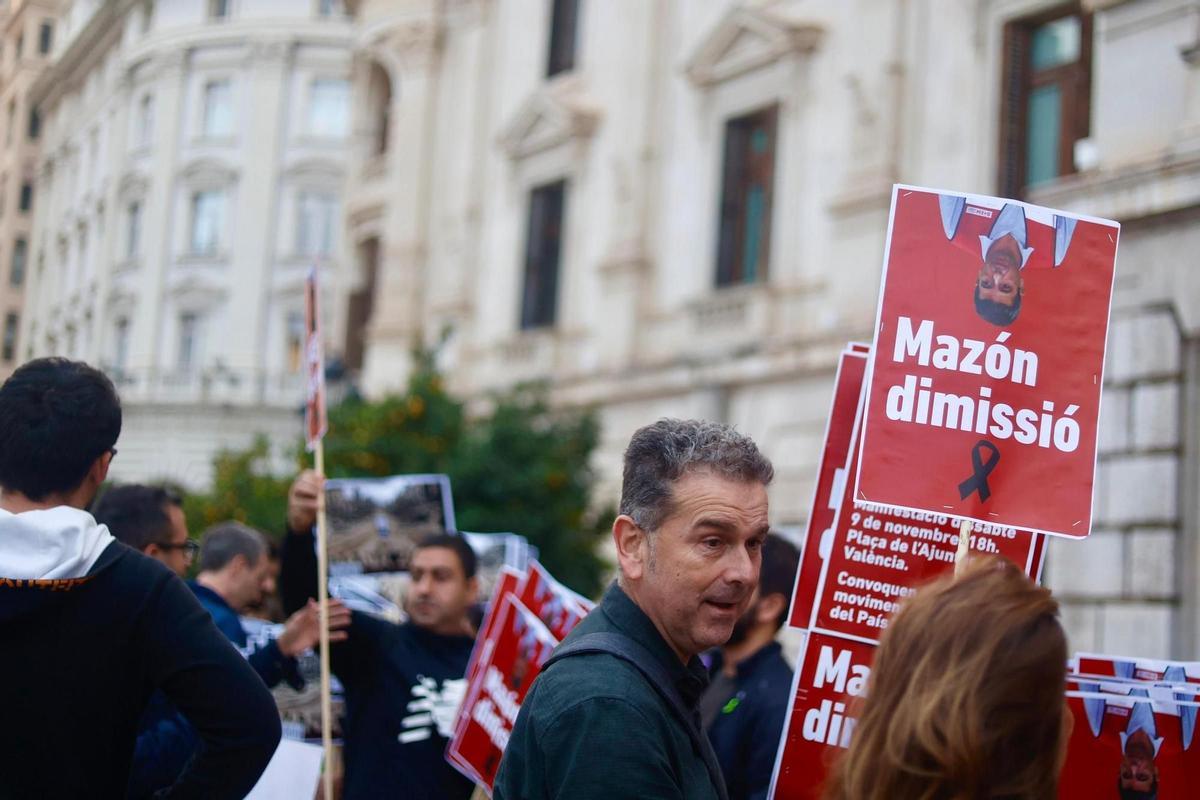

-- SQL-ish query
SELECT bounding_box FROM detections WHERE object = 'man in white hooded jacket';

[0,358,281,799]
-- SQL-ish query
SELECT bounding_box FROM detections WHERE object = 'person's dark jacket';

[702,642,794,800]
[188,580,303,689]
[126,581,303,799]
[126,692,201,799]
[0,540,281,799]
[493,582,722,800]
[281,527,476,800]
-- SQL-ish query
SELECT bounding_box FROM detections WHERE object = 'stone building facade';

[21,0,354,487]
[346,0,1200,659]
[0,0,58,382]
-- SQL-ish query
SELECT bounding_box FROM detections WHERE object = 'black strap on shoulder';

[544,631,729,800]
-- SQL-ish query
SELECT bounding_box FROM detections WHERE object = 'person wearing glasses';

[93,489,350,798]
[0,358,281,799]
[93,484,196,577]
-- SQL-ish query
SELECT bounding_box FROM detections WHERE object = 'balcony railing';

[101,362,353,410]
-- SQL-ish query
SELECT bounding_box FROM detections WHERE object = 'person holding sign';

[495,419,774,800]
[280,469,479,800]
[824,558,1070,800]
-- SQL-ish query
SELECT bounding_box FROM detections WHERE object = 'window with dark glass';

[546,0,579,77]
[10,237,26,286]
[18,182,32,213]
[209,0,230,20]
[38,22,52,54]
[2,314,17,362]
[519,180,566,330]
[345,237,379,372]
[715,105,777,288]
[27,107,39,140]
[998,7,1091,197]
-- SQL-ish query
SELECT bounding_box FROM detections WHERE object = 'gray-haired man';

[191,522,349,688]
[495,419,773,800]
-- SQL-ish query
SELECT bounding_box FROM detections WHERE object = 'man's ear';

[465,575,479,605]
[88,451,112,488]
[756,593,786,626]
[613,515,648,582]
[143,543,163,559]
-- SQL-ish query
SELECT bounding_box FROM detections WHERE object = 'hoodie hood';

[0,506,115,580]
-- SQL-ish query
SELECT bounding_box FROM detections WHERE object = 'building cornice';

[30,0,134,111]
[32,7,355,110]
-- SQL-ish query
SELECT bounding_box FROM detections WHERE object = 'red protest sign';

[788,347,869,629]
[1060,691,1200,800]
[463,567,524,686]
[304,266,327,450]
[857,186,1118,538]
[769,631,874,800]
[517,560,588,640]
[446,595,558,794]
[1075,654,1200,684]
[811,415,1042,643]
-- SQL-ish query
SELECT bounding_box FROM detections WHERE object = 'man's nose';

[724,544,757,586]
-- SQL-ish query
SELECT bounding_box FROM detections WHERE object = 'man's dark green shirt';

[493,582,723,800]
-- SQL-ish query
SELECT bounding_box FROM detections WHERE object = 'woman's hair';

[825,557,1068,800]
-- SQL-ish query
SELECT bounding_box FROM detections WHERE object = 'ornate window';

[998,6,1092,197]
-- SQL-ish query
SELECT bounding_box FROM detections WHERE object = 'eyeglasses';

[157,540,200,561]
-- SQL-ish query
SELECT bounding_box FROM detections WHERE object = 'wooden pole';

[954,519,973,576]
[315,442,335,800]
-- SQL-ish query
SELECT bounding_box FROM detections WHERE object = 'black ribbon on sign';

[957,440,1000,502]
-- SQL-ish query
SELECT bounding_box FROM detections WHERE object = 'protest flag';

[304,264,335,800]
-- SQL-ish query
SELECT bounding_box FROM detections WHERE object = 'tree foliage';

[185,351,610,597]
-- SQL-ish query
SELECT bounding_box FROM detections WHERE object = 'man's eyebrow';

[693,517,737,533]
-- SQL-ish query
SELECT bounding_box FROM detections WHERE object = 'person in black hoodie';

[0,358,281,799]
[280,469,479,800]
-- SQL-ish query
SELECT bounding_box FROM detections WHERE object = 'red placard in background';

[788,348,868,629]
[769,632,875,800]
[446,595,558,794]
[857,186,1118,538]
[1060,692,1200,800]
[812,417,1041,644]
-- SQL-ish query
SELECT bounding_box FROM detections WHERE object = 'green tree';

[182,436,293,539]
[449,385,610,597]
[184,352,609,596]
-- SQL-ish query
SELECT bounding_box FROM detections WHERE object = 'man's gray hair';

[198,521,268,573]
[619,418,774,532]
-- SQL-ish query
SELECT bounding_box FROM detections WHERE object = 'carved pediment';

[178,157,239,186]
[119,170,150,199]
[498,81,601,160]
[284,157,343,182]
[685,7,824,88]
[167,275,228,309]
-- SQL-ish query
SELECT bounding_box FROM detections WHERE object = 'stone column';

[226,38,292,399]
[362,17,443,396]
[133,48,189,398]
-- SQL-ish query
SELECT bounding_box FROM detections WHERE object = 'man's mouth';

[703,599,739,615]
